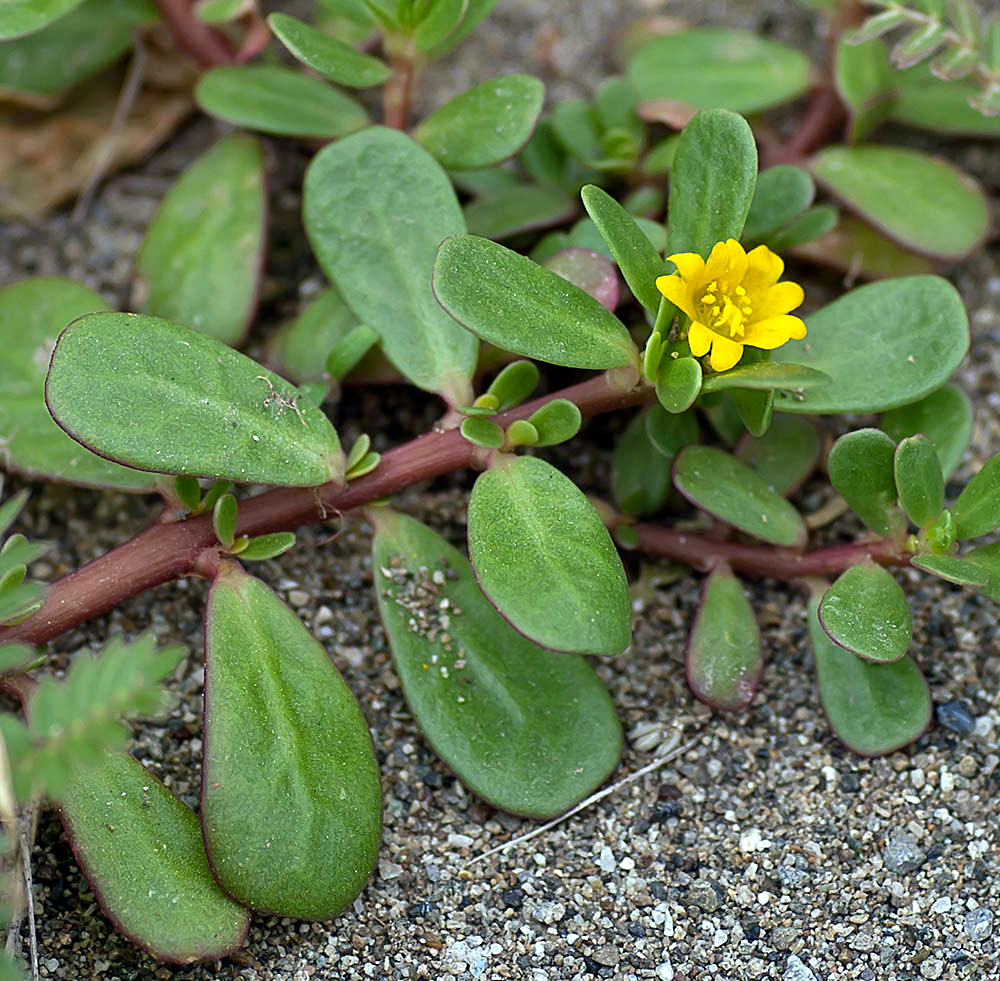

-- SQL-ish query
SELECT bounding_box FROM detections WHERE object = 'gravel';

[4,1,1000,980]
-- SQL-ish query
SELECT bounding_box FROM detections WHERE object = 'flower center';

[697,281,754,339]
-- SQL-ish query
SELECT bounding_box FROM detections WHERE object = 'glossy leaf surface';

[819,564,911,664]
[0,0,85,39]
[372,511,621,818]
[910,553,988,588]
[953,453,1000,540]
[742,165,814,242]
[894,435,944,528]
[135,135,264,346]
[828,428,899,536]
[666,108,758,258]
[701,362,829,394]
[267,13,391,87]
[463,184,577,240]
[810,146,988,259]
[544,248,619,311]
[468,455,631,655]
[414,75,544,170]
[735,414,819,496]
[687,564,762,712]
[433,235,636,370]
[778,277,968,414]
[809,592,930,756]
[655,356,702,414]
[613,410,674,516]
[0,278,155,490]
[305,128,477,404]
[673,446,806,546]
[58,752,249,964]
[196,65,368,138]
[46,314,344,486]
[881,384,971,480]
[203,568,381,918]
[645,404,700,460]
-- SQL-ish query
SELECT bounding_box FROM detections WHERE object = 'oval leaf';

[701,362,830,394]
[894,435,944,528]
[953,452,1000,540]
[655,356,702,414]
[527,398,582,447]
[613,409,674,517]
[46,313,344,486]
[778,276,969,414]
[433,235,637,370]
[463,183,577,240]
[911,553,989,588]
[666,108,758,258]
[485,360,538,410]
[468,455,631,655]
[828,428,900,536]
[810,146,989,260]
[267,12,391,87]
[203,568,381,918]
[305,127,477,405]
[0,0,85,39]
[687,563,762,712]
[735,413,820,496]
[809,591,930,756]
[742,165,815,243]
[371,510,621,818]
[544,247,619,311]
[414,74,544,170]
[57,752,250,964]
[881,384,971,481]
[196,65,369,138]
[673,445,807,546]
[135,134,264,346]
[819,563,912,664]
[627,28,811,115]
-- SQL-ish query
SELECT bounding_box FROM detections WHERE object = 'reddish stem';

[154,0,236,68]
[765,84,846,167]
[383,53,421,129]
[631,522,911,581]
[0,374,648,647]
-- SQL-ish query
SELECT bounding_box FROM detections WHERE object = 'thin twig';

[20,809,39,981]
[463,737,700,868]
[72,33,146,225]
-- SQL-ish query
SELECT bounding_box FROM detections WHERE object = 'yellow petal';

[753,281,805,320]
[664,251,707,283]
[709,334,744,372]
[723,238,748,284]
[743,314,808,349]
[743,244,784,294]
[656,273,698,320]
[704,240,731,284]
[687,321,713,357]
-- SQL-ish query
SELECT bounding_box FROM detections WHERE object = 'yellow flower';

[655,239,806,373]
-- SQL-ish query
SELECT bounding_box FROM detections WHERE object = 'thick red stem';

[154,0,236,68]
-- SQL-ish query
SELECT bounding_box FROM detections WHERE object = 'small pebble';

[964,907,994,941]
[930,896,951,914]
[936,699,976,734]
[957,754,978,777]
[784,953,817,981]
[532,900,566,925]
[378,860,403,880]
[884,829,927,873]
[920,957,943,979]
[685,880,720,913]
[599,845,616,873]
[591,943,619,967]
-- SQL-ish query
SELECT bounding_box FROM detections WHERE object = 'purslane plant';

[0,0,995,972]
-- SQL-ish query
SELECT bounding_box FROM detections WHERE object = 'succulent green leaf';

[549,99,602,161]
[326,325,381,382]
[504,419,538,447]
[414,75,544,170]
[701,362,830,394]
[0,0,85,39]
[237,532,296,562]
[526,399,582,447]
[468,455,631,655]
[673,446,807,547]
[890,61,1000,136]
[412,0,464,49]
[810,146,988,260]
[894,435,944,528]
[460,417,504,449]
[267,13,391,87]
[212,493,237,549]
[345,451,380,479]
[0,0,155,95]
[46,313,344,486]
[764,205,838,251]
[203,568,381,918]
[953,452,1000,540]
[371,510,620,817]
[544,248,619,311]
[881,384,971,480]
[0,489,29,540]
[580,184,665,314]
[827,428,899,536]
[742,166,815,242]
[964,541,1000,602]
[735,414,820,496]
[818,564,912,664]
[196,65,369,138]
[0,641,36,674]
[485,360,539,410]
[809,591,930,755]
[433,235,636,370]
[730,387,774,439]
[266,288,359,386]
[910,553,988,588]
[655,356,702,414]
[687,564,762,712]
[700,394,745,447]
[0,278,156,491]
[778,276,969,414]
[421,0,497,58]
[57,752,250,963]
[612,410,674,517]
[622,186,664,218]
[463,184,577,240]
[627,28,811,114]
[135,134,264,347]
[174,476,202,511]
[645,404,700,460]
[305,127,477,405]
[666,108,758,259]
[833,38,896,142]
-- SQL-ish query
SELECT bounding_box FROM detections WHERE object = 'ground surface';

[4,1,1000,980]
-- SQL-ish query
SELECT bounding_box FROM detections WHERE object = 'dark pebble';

[407,900,436,919]
[839,772,861,793]
[649,881,668,901]
[628,922,646,938]
[501,888,524,910]
[743,920,761,941]
[936,699,976,734]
